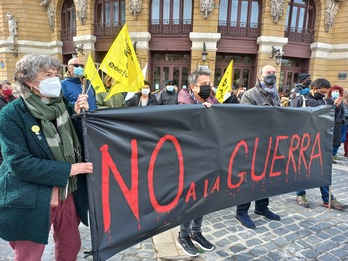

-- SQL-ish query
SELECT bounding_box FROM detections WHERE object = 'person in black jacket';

[157,79,178,105]
[289,73,312,103]
[327,85,346,160]
[291,78,344,210]
[127,80,159,106]
[235,65,281,229]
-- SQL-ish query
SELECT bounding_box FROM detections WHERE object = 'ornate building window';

[94,0,126,36]
[284,0,315,43]
[218,0,260,37]
[150,0,193,34]
[61,0,76,42]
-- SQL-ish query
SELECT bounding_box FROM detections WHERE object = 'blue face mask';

[74,66,84,77]
[166,85,175,92]
[332,91,339,100]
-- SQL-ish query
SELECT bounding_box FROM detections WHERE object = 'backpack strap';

[301,94,307,107]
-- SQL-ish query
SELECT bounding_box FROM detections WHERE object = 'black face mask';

[314,92,325,100]
[263,74,276,86]
[198,85,211,99]
[303,79,312,87]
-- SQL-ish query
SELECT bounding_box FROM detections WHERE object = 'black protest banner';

[85,104,333,261]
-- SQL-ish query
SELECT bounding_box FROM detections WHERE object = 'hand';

[202,102,212,108]
[74,94,89,113]
[334,96,342,107]
[70,162,93,176]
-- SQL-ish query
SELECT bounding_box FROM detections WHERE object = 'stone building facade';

[0,0,347,93]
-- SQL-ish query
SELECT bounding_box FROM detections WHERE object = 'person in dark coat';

[0,53,93,260]
[289,73,312,103]
[291,78,344,210]
[127,80,158,106]
[157,79,178,105]
[327,85,345,159]
[235,65,281,229]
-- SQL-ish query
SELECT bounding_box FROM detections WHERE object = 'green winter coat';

[0,97,88,244]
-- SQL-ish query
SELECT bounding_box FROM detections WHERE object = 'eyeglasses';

[70,64,84,68]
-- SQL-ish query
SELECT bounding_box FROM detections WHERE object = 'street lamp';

[270,46,283,66]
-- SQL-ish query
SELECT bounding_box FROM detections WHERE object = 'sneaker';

[176,235,199,256]
[296,195,310,208]
[323,198,344,210]
[190,232,215,251]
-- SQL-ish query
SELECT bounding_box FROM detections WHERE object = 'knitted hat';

[298,73,310,83]
[165,80,175,86]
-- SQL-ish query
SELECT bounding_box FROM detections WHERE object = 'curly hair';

[327,85,344,98]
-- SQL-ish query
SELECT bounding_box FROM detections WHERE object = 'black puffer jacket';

[127,92,159,106]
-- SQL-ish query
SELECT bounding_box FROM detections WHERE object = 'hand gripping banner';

[84,104,333,260]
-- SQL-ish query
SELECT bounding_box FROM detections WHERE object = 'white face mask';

[142,88,150,96]
[33,77,62,98]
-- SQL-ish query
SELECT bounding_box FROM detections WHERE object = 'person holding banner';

[96,75,126,109]
[176,66,217,257]
[127,80,158,106]
[291,78,345,210]
[61,57,97,110]
[0,53,93,260]
[236,64,281,229]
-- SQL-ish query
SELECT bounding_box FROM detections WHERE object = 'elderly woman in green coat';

[0,53,93,260]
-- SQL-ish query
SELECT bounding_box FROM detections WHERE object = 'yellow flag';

[99,23,145,100]
[215,60,234,103]
[84,54,106,94]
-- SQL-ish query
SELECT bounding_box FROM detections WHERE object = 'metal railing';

[60,27,76,41]
[150,19,192,35]
[93,21,125,37]
[284,26,315,43]
[218,21,260,38]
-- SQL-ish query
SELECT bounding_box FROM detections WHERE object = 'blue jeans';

[296,186,333,203]
[180,216,203,238]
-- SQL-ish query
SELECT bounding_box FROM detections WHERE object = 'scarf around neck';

[22,91,82,201]
[259,82,279,98]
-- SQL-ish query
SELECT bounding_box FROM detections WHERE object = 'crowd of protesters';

[0,53,346,259]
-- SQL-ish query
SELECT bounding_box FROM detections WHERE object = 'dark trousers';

[179,216,203,238]
[236,198,269,215]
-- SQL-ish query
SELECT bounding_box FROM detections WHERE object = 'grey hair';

[14,53,61,94]
[188,66,211,86]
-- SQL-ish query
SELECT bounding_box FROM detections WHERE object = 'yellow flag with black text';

[99,23,144,99]
[84,55,106,94]
[215,60,234,103]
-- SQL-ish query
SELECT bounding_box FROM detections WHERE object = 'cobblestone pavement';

[1,149,348,261]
